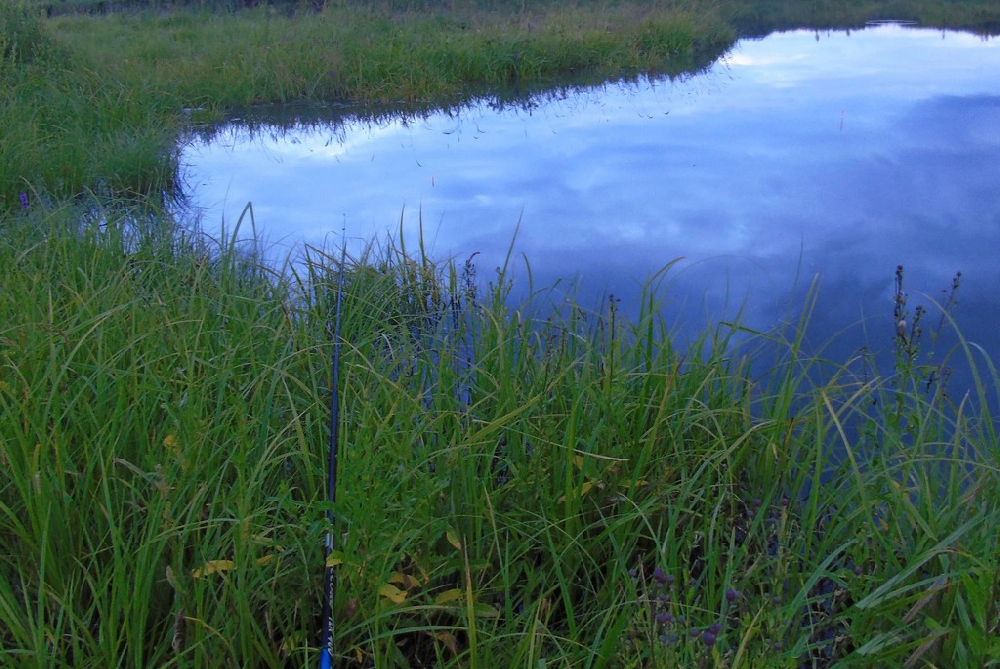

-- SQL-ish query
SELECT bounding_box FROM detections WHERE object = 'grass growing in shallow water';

[0,203,997,667]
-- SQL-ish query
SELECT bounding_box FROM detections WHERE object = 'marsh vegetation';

[2,203,997,667]
[2,0,1000,666]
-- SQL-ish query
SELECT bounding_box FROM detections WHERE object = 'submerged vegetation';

[2,0,1000,666]
[0,203,997,667]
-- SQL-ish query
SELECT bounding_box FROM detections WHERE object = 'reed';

[0,202,996,667]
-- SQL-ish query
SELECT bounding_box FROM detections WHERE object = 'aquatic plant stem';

[320,240,347,669]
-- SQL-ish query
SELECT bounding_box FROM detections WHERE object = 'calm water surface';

[180,24,1000,382]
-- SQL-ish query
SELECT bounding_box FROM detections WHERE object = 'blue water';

[180,24,1000,400]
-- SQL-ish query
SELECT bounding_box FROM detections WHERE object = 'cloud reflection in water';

[181,25,1000,381]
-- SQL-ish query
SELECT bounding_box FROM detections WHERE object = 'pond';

[179,23,1000,391]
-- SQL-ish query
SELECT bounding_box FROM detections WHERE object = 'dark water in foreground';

[180,24,1000,395]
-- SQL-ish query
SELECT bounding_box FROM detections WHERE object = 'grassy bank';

[726,0,1000,36]
[1,202,998,667]
[2,0,733,208]
[6,0,1000,210]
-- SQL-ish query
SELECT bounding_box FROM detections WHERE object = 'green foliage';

[2,0,1000,665]
[724,0,1000,36]
[0,0,48,66]
[1,204,997,667]
[0,22,181,210]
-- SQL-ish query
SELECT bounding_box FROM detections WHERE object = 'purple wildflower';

[19,191,29,209]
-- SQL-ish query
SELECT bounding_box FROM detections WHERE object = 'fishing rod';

[319,239,347,669]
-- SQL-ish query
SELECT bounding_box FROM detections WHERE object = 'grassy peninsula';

[2,1,1000,667]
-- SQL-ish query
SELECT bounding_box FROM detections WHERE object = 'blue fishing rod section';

[320,244,347,669]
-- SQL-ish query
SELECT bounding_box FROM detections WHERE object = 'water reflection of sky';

[181,24,1000,381]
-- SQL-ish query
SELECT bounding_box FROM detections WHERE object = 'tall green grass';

[1,1,182,209]
[1,202,997,667]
